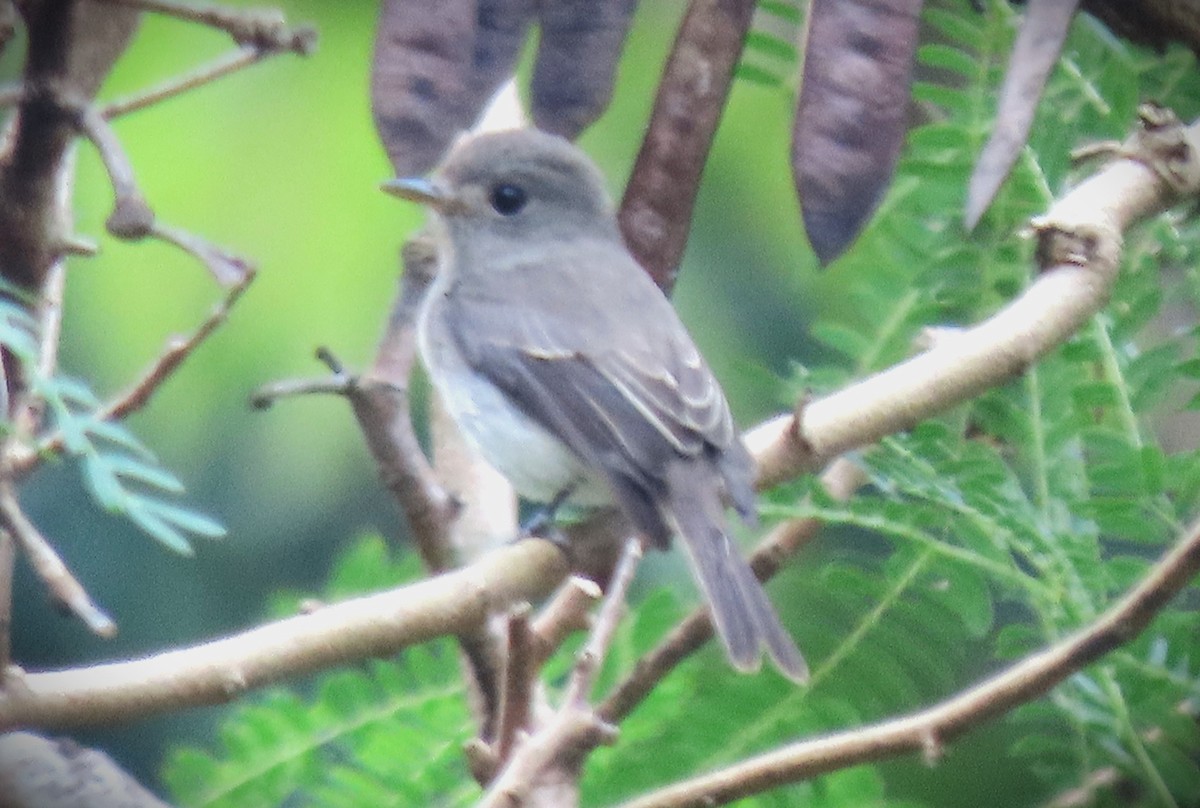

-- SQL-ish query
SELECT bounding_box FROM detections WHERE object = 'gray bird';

[384,128,806,681]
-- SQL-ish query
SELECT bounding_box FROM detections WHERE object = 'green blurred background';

[4,0,830,790]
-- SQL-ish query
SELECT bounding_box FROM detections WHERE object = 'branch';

[8,264,256,478]
[101,45,264,119]
[3,108,1190,730]
[101,267,255,422]
[0,0,139,290]
[477,537,642,808]
[0,531,12,673]
[0,484,114,638]
[0,538,566,730]
[596,109,1199,763]
[530,577,600,669]
[613,516,1200,808]
[350,234,460,572]
[0,731,174,808]
[251,232,509,730]
[748,112,1200,489]
[494,604,536,765]
[94,0,316,53]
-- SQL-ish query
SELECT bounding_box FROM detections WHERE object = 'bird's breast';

[417,292,609,507]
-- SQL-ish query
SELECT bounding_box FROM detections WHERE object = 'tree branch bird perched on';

[383,129,807,681]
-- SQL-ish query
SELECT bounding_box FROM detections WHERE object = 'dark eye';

[489,183,528,216]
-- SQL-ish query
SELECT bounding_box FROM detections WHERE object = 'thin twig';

[101,46,264,119]
[8,269,256,477]
[249,375,354,409]
[613,517,1200,808]
[0,530,14,674]
[71,99,154,238]
[94,0,317,53]
[495,604,535,764]
[103,267,255,421]
[1040,767,1121,808]
[530,577,600,669]
[0,485,115,638]
[149,220,254,286]
[72,97,254,285]
[477,537,643,808]
[564,536,643,707]
[747,118,1200,489]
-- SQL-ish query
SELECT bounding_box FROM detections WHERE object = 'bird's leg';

[519,482,579,548]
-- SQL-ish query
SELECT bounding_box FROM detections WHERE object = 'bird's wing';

[445,258,750,539]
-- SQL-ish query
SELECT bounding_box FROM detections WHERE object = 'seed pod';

[531,0,639,140]
[792,0,921,265]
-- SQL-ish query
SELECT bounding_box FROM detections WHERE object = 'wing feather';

[444,246,752,534]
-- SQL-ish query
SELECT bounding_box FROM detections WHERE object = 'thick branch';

[0,731,174,808]
[749,117,1200,488]
[614,516,1200,808]
[0,0,139,289]
[0,539,565,730]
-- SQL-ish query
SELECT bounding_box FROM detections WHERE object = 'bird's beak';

[381,177,447,208]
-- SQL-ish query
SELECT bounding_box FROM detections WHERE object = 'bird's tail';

[664,461,808,682]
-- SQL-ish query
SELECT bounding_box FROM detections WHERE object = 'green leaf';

[125,506,196,556]
[106,454,187,493]
[135,496,226,539]
[735,63,784,88]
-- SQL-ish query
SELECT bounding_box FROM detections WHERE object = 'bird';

[383,128,807,681]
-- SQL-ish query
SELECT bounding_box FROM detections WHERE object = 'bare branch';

[530,577,600,669]
[1040,767,1122,808]
[563,537,642,708]
[0,531,13,673]
[101,44,287,119]
[477,537,642,808]
[146,220,255,286]
[0,731,174,808]
[0,485,115,638]
[613,517,1200,808]
[102,268,255,421]
[351,235,461,572]
[495,604,535,764]
[71,99,154,239]
[0,538,566,731]
[748,114,1200,489]
[8,267,255,477]
[249,374,352,408]
[0,0,138,290]
[64,95,256,285]
[93,0,316,53]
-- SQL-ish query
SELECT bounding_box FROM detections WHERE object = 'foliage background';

[4,1,1200,806]
[1,0,817,788]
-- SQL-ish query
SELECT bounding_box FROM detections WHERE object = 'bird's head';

[383,129,618,244]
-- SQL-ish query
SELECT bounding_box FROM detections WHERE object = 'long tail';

[664,462,808,682]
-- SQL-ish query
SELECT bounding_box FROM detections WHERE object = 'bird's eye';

[489,183,528,216]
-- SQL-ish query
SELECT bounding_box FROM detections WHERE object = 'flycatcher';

[384,129,806,681]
